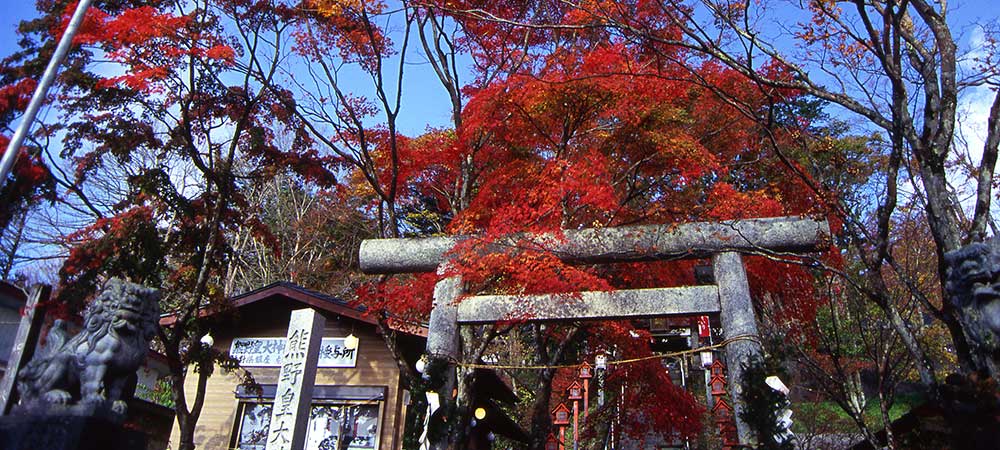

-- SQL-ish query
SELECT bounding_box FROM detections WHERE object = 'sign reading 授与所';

[230,337,357,367]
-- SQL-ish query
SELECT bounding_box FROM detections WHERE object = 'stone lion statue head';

[944,237,1000,338]
[84,278,161,344]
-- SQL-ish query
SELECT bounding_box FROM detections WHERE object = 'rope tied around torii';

[449,334,763,370]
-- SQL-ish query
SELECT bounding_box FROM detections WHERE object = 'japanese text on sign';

[231,337,358,367]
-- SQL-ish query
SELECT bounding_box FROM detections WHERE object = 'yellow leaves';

[345,167,377,199]
[310,0,385,17]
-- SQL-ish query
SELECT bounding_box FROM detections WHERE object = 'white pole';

[0,0,93,186]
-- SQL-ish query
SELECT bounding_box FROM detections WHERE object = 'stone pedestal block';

[0,414,148,450]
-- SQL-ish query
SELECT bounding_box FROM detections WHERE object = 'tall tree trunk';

[176,413,196,450]
[528,368,556,450]
[941,302,979,375]
[451,363,478,449]
[171,369,196,450]
[175,357,213,450]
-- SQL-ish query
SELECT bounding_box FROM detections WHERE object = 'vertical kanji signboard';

[265,308,326,450]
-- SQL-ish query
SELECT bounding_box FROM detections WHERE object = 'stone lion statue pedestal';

[0,279,160,450]
[0,414,150,450]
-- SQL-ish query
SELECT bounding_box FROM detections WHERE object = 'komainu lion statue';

[944,237,1000,340]
[16,278,160,418]
[944,237,1000,373]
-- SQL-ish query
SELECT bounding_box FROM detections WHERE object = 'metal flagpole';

[0,0,93,186]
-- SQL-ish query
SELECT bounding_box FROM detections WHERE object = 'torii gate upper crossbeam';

[360,216,830,274]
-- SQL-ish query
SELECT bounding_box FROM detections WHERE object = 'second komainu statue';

[944,237,1000,372]
[15,278,160,420]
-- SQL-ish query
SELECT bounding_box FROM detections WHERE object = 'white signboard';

[231,337,358,368]
[266,308,325,450]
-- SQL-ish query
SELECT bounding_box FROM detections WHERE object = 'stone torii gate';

[359,216,830,447]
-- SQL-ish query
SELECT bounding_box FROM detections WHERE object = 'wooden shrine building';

[163,282,423,449]
[165,281,526,449]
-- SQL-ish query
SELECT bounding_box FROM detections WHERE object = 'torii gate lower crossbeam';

[359,216,829,448]
[457,285,722,323]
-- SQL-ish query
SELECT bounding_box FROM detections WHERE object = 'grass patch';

[790,392,925,436]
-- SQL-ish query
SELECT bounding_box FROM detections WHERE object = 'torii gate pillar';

[713,251,763,445]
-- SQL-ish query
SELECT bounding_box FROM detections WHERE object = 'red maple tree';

[5,2,339,449]
[349,1,838,446]
[1,1,842,448]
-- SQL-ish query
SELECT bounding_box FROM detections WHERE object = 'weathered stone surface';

[944,237,1000,376]
[424,272,464,450]
[266,308,326,450]
[0,414,147,450]
[945,238,1000,338]
[456,286,721,323]
[360,216,830,274]
[15,279,160,422]
[0,285,49,415]
[427,275,462,360]
[714,252,763,445]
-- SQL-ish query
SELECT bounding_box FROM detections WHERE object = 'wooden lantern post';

[552,403,571,450]
[578,362,593,418]
[709,359,728,398]
[545,433,560,450]
[709,359,739,448]
[567,381,584,450]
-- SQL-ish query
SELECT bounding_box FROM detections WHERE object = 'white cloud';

[952,25,998,212]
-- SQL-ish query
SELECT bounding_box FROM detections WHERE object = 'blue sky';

[1,2,42,59]
[0,0,30,29]
[0,0,996,277]
[0,1,459,136]
[2,1,995,136]
[2,0,995,199]
[1,0,997,177]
